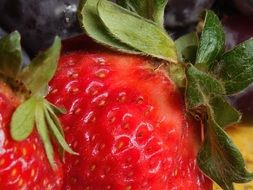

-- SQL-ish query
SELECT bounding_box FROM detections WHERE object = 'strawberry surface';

[0,81,63,190]
[47,50,212,190]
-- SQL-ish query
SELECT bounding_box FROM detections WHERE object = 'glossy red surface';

[47,50,212,190]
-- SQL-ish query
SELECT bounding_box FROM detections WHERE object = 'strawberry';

[47,49,212,190]
[2,0,253,189]
[0,32,75,189]
[0,81,63,190]
[46,0,253,189]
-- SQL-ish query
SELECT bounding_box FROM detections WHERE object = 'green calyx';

[78,0,177,63]
[78,1,253,189]
[0,32,76,170]
[182,10,253,190]
[116,0,168,28]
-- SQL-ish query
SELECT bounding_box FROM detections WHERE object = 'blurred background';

[0,0,252,189]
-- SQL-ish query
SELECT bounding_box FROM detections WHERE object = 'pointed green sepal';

[175,32,199,63]
[20,36,61,96]
[45,101,65,136]
[78,0,177,62]
[197,108,253,190]
[97,0,177,62]
[186,64,225,110]
[8,35,77,169]
[216,38,253,95]
[44,101,77,155]
[46,101,66,115]
[195,10,225,72]
[78,0,138,54]
[10,97,37,141]
[35,99,57,169]
[185,64,251,189]
[209,96,241,128]
[116,0,168,28]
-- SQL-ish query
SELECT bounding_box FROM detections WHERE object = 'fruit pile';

[0,0,253,190]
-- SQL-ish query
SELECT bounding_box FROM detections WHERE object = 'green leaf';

[175,32,199,62]
[186,65,240,127]
[195,10,225,72]
[45,102,65,136]
[186,65,250,189]
[116,0,168,27]
[12,97,76,169]
[44,105,77,155]
[198,109,253,190]
[78,0,137,54]
[35,99,57,169]
[46,100,66,115]
[21,37,61,95]
[97,0,177,62]
[10,97,36,141]
[167,63,186,88]
[45,102,66,159]
[186,65,225,110]
[209,96,241,128]
[217,38,253,95]
[0,31,22,78]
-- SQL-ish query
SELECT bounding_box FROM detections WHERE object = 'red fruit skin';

[0,82,63,190]
[47,38,212,190]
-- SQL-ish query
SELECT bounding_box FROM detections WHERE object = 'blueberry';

[0,28,6,37]
[0,27,30,67]
[164,0,215,28]
[229,85,253,123]
[222,15,253,50]
[164,0,215,40]
[233,0,253,17]
[0,0,81,56]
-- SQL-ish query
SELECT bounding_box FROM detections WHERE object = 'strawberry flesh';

[47,51,212,190]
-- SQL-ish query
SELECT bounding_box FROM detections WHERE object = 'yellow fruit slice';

[213,125,253,190]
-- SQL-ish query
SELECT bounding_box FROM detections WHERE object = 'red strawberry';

[47,42,212,189]
[0,32,74,190]
[0,81,63,190]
